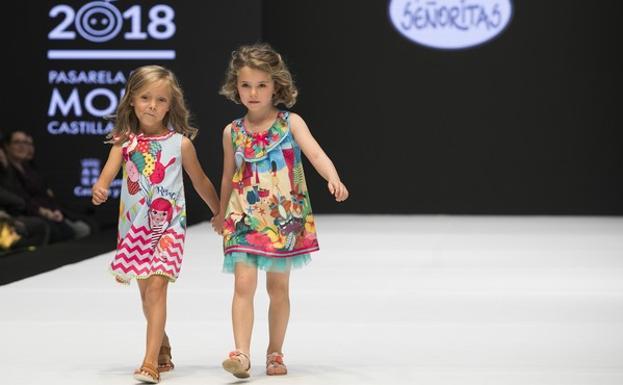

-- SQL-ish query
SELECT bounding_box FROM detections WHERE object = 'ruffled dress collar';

[233,110,290,164]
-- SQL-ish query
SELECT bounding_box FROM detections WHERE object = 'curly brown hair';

[220,43,298,108]
[107,65,197,144]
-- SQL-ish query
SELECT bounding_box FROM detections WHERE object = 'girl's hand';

[92,184,109,205]
[211,212,224,235]
[328,179,349,202]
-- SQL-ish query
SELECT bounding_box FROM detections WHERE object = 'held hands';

[328,179,349,202]
[91,184,110,205]
[211,212,224,235]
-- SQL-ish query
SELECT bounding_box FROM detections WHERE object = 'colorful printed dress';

[110,131,186,283]
[223,111,319,273]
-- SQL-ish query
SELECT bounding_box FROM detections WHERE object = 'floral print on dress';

[223,111,319,258]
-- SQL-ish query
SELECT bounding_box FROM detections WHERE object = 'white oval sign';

[388,0,513,49]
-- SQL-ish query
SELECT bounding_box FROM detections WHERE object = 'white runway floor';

[2,215,623,385]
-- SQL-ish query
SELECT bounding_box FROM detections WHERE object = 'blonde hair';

[220,43,298,108]
[107,65,197,144]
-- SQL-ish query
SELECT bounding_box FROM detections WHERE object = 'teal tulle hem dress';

[223,252,312,274]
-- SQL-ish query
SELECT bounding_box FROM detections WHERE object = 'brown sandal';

[222,350,251,378]
[133,362,160,384]
[158,345,175,372]
[266,352,287,375]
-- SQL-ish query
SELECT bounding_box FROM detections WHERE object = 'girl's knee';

[267,280,289,301]
[143,276,168,305]
[234,274,257,297]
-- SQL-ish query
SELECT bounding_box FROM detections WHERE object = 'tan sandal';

[266,352,287,376]
[133,362,160,384]
[158,345,175,373]
[222,350,251,378]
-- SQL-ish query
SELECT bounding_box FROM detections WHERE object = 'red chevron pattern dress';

[110,131,186,283]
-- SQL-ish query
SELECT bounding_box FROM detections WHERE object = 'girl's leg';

[266,271,290,355]
[231,262,258,354]
[223,262,257,378]
[139,281,173,371]
[136,276,169,372]
[265,271,290,375]
[159,333,174,371]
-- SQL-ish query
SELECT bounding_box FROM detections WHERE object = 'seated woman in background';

[2,130,94,242]
[0,147,51,250]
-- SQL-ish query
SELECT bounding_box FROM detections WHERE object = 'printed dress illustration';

[110,131,186,283]
[223,111,319,272]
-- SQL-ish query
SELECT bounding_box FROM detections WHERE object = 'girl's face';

[131,80,171,132]
[236,66,275,112]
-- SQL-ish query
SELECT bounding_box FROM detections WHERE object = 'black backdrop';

[1,0,622,231]
[263,0,623,214]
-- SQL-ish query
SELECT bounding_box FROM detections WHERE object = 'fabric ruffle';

[223,251,311,274]
[109,267,177,285]
[232,111,290,167]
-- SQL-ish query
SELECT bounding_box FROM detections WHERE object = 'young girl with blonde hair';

[92,65,220,384]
